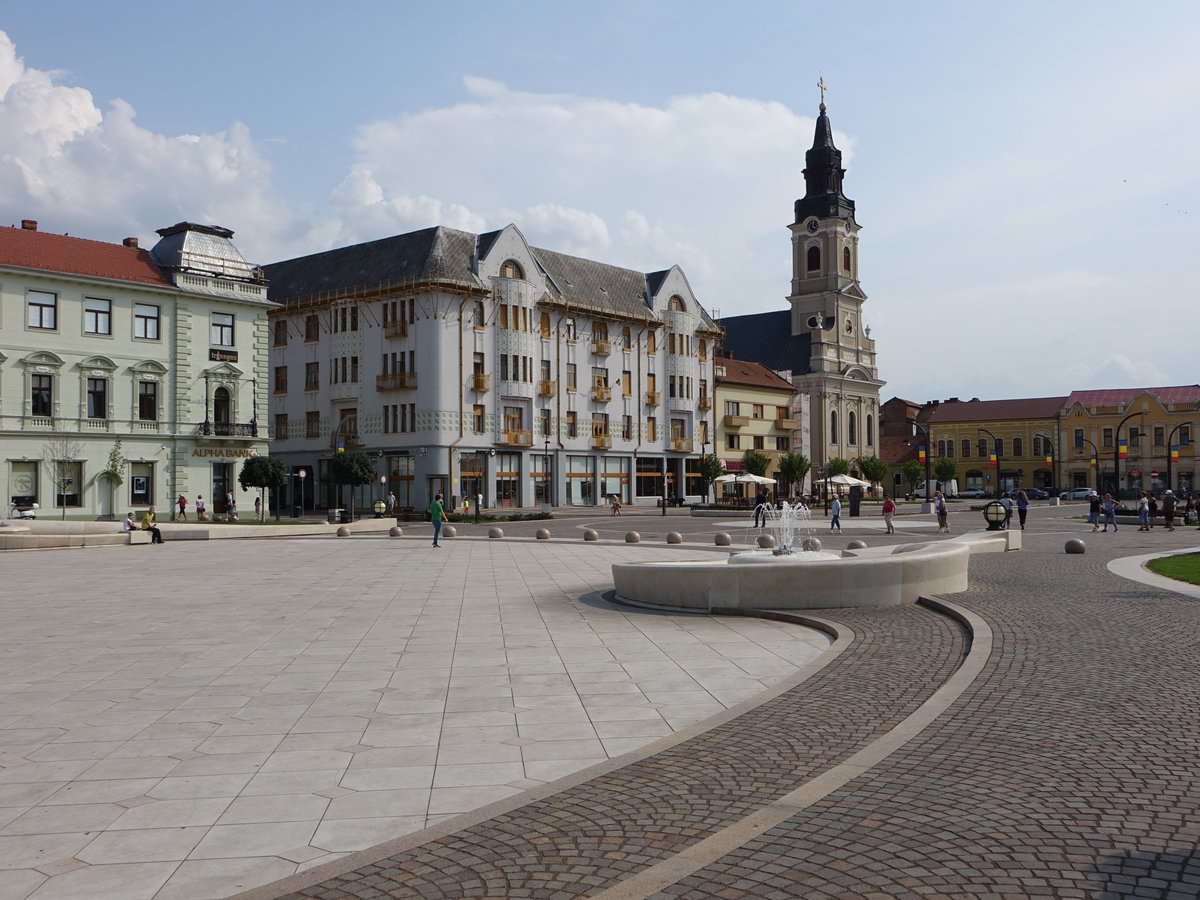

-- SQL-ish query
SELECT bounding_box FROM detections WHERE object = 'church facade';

[721,101,885,484]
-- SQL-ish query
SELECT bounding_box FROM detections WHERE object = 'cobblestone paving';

[257,512,1200,900]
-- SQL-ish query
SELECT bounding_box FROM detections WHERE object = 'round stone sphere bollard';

[756,534,777,549]
[714,532,733,546]
[666,532,683,544]
[488,527,504,539]
[388,526,403,537]
[583,529,599,541]
[441,525,457,538]
[625,531,641,543]
[336,526,351,537]
[1065,538,1086,554]
[846,539,868,550]
[801,536,822,553]
[535,528,550,540]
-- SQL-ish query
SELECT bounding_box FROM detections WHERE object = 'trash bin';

[328,508,344,523]
[293,505,302,518]
[849,485,862,517]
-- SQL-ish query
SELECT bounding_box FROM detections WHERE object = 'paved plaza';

[2,502,1199,898]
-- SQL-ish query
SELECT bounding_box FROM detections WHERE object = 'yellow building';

[714,357,805,499]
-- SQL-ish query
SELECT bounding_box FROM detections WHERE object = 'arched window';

[866,415,874,446]
[1013,437,1023,457]
[842,247,851,272]
[830,410,839,443]
[1033,435,1043,456]
[500,259,524,279]
[849,412,857,445]
[806,246,821,272]
[938,440,946,457]
[961,439,971,458]
[213,387,231,425]
[668,295,686,312]
[978,439,987,457]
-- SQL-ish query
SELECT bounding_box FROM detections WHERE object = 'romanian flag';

[1171,445,1180,463]
[1118,439,1128,460]
[1089,455,1097,469]
[989,451,998,465]
[1045,454,1053,466]
[918,445,926,464]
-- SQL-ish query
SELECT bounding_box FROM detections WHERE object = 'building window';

[274,414,288,439]
[867,415,874,446]
[566,364,577,392]
[622,370,631,397]
[84,298,112,335]
[776,436,790,451]
[806,246,820,272]
[1180,425,1192,444]
[647,331,656,354]
[473,302,485,327]
[753,435,764,450]
[1012,437,1023,457]
[87,378,107,419]
[996,439,1005,456]
[938,440,947,457]
[1154,426,1165,446]
[566,411,578,438]
[849,412,857,444]
[540,408,551,437]
[273,319,288,346]
[134,304,160,340]
[978,439,987,457]
[622,415,632,440]
[752,404,764,419]
[472,405,485,433]
[305,315,320,341]
[725,401,740,416]
[500,259,524,279]
[621,327,632,349]
[212,313,234,347]
[27,291,57,330]
[830,410,838,443]
[646,417,657,442]
[274,366,287,393]
[1033,436,1043,456]
[961,439,971,458]
[306,411,320,438]
[130,462,153,505]
[726,433,740,450]
[1129,427,1140,448]
[1102,428,1113,448]
[843,246,851,272]
[305,362,320,391]
[31,374,52,417]
[138,382,158,421]
[668,295,686,312]
[564,317,576,341]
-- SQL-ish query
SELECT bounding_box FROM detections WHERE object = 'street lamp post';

[911,422,933,508]
[1113,411,1145,501]
[1165,422,1190,494]
[1042,435,1055,493]
[699,431,708,505]
[979,428,1002,499]
[543,437,551,513]
[1079,437,1101,493]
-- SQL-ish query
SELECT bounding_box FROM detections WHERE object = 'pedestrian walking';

[177,494,188,521]
[1161,490,1177,531]
[753,489,769,528]
[999,492,1014,530]
[428,492,445,547]
[195,494,206,521]
[1101,493,1118,532]
[1016,490,1029,529]
[610,494,622,517]
[830,494,842,534]
[1137,491,1151,531]
[1148,493,1158,528]
[934,490,950,533]
[1087,491,1101,531]
[254,496,262,519]
[386,491,396,516]
[881,494,896,534]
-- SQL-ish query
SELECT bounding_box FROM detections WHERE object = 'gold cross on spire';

[817,74,828,111]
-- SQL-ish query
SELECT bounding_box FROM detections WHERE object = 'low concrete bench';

[127,530,152,545]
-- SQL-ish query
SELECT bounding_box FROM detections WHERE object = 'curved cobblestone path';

[248,529,1200,899]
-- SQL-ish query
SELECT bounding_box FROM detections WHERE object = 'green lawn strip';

[1146,553,1200,585]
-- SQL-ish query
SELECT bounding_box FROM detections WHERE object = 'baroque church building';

[721,100,885,482]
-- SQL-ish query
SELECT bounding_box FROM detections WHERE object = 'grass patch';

[1146,553,1200,585]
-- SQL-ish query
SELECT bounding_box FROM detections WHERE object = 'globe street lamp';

[979,428,1002,499]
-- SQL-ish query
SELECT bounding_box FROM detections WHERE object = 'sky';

[2,1,1198,404]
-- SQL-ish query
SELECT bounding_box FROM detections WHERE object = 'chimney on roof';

[948,397,959,403]
[123,237,139,248]
[21,219,37,231]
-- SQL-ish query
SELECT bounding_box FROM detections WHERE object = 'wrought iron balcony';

[592,339,611,356]
[472,373,491,392]
[671,438,694,453]
[384,320,407,338]
[538,379,556,397]
[591,386,612,403]
[698,396,712,411]
[198,421,259,437]
[498,430,533,447]
[376,372,417,391]
[592,434,612,450]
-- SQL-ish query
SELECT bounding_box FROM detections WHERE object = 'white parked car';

[1061,487,1095,500]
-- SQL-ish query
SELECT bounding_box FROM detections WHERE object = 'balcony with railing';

[198,421,259,437]
[723,414,749,428]
[592,339,611,357]
[472,373,491,392]
[775,416,800,430]
[671,438,694,453]
[591,385,612,403]
[592,433,612,450]
[537,379,556,397]
[376,372,418,391]
[698,396,711,411]
[498,430,533,447]
[384,319,408,338]
[645,390,660,407]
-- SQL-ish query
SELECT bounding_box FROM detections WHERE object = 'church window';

[830,410,839,443]
[843,247,851,272]
[500,259,524,279]
[867,415,874,446]
[848,412,857,445]
[806,246,821,272]
[668,295,686,312]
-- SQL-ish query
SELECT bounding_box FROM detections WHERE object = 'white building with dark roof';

[264,223,722,511]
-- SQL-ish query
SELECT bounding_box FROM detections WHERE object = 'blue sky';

[3,1,1198,403]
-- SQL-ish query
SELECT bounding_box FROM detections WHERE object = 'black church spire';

[794,103,856,224]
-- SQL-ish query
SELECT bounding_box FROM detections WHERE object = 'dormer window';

[668,295,686,312]
[806,246,820,272]
[500,259,524,279]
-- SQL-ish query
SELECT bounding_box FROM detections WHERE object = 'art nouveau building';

[264,224,722,510]
[0,220,273,518]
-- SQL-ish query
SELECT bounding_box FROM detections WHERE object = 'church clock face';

[806,219,819,234]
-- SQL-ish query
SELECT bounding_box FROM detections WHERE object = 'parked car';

[1015,487,1049,500]
[956,487,992,499]
[1060,487,1095,500]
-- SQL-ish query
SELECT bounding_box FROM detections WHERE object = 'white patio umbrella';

[815,473,871,488]
[714,473,776,484]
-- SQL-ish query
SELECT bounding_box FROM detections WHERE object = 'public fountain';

[733,501,839,563]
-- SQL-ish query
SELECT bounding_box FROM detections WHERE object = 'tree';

[859,456,889,493]
[826,457,851,477]
[934,458,958,486]
[99,438,127,519]
[742,451,770,476]
[41,430,83,520]
[902,460,924,496]
[239,456,286,521]
[328,451,375,520]
[776,452,811,497]
[697,453,723,503]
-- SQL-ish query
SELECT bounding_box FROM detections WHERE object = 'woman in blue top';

[829,494,842,533]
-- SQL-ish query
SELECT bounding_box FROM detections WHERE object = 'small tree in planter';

[697,454,723,503]
[826,457,850,477]
[859,456,889,497]
[239,456,286,521]
[776,452,810,499]
[934,458,958,489]
[902,459,923,497]
[328,451,375,520]
[99,439,127,519]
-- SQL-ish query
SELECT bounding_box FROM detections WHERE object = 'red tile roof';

[0,225,173,287]
[714,357,795,392]
[925,396,1067,423]
[1065,386,1200,406]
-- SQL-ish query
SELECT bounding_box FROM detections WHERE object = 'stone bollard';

[756,534,776,549]
[1065,538,1086,554]
[388,526,403,537]
[846,539,868,550]
[535,528,550,540]
[801,536,822,553]
[442,525,457,538]
[625,532,641,543]
[714,532,732,546]
[336,526,351,537]
[583,529,599,541]
[488,527,504,539]
[666,532,682,544]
